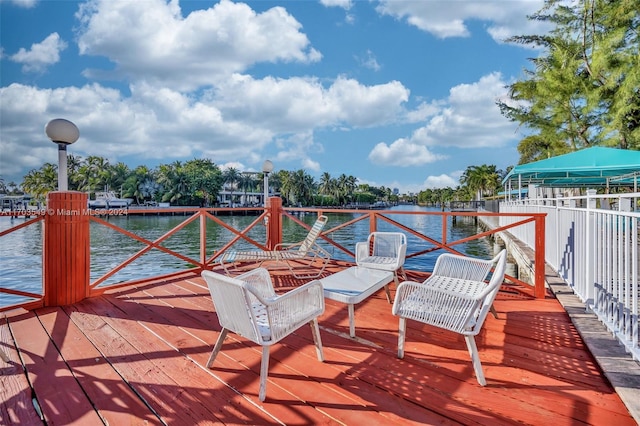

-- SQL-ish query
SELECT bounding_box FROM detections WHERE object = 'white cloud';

[2,0,38,8]
[0,70,411,182]
[369,138,447,166]
[320,0,352,9]
[412,72,515,148]
[10,33,67,73]
[422,174,459,189]
[375,0,547,42]
[357,49,381,71]
[75,0,321,91]
[368,72,519,170]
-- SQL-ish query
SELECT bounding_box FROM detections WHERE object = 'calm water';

[0,205,496,307]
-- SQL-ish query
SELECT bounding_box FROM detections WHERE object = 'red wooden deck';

[1,261,635,425]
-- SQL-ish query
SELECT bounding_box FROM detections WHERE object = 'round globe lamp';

[45,118,80,191]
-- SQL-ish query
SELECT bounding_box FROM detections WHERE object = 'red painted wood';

[8,310,102,424]
[3,268,636,425]
[1,317,43,425]
[43,191,90,306]
[36,306,161,425]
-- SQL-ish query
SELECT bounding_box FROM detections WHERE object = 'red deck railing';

[0,192,546,312]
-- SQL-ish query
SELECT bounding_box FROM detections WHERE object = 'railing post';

[200,211,206,266]
[369,211,376,234]
[534,213,546,298]
[43,191,90,306]
[266,196,282,250]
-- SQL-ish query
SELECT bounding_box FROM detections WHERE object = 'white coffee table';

[320,266,394,337]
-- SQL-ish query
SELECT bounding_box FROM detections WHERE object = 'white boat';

[88,191,132,209]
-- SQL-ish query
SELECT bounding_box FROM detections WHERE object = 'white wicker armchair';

[355,232,407,289]
[392,249,507,386]
[201,268,325,401]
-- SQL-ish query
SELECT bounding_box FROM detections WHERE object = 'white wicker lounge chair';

[201,268,325,401]
[219,215,330,279]
[355,231,407,290]
[392,249,507,386]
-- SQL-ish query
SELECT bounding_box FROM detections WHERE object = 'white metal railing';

[499,191,639,362]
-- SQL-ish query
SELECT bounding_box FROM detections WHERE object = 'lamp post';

[45,118,79,191]
[42,118,88,307]
[262,159,273,207]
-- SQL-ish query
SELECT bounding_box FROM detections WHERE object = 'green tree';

[157,161,190,205]
[498,0,640,161]
[460,164,501,199]
[184,159,223,206]
[222,167,241,206]
[22,163,58,202]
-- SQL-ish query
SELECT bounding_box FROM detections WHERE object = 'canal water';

[0,205,496,307]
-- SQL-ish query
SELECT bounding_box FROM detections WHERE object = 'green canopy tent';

[502,147,640,196]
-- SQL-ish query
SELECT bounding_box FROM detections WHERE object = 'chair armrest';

[355,241,368,263]
[262,280,325,341]
[273,241,300,251]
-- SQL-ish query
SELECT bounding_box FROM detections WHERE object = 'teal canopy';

[502,147,640,188]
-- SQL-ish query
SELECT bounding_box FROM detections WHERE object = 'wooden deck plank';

[62,298,222,425]
[1,315,43,425]
[35,306,162,425]
[72,295,269,425]
[111,281,334,425]
[2,266,636,425]
[7,310,103,425]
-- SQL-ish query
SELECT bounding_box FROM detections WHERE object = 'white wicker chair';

[201,268,325,401]
[219,215,330,279]
[355,232,407,291]
[392,249,507,386]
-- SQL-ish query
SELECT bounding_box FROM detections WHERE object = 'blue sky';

[0,0,548,194]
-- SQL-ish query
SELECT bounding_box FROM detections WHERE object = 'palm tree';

[156,161,189,205]
[222,167,241,206]
[125,165,156,205]
[318,172,336,206]
[21,163,58,202]
[238,173,257,206]
[76,156,110,192]
[460,164,502,200]
[107,162,131,197]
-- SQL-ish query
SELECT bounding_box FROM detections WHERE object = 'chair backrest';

[469,249,507,334]
[369,232,406,260]
[431,252,494,282]
[296,215,328,254]
[356,232,407,267]
[201,270,263,344]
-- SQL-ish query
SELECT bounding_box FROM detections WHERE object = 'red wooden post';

[199,211,206,266]
[369,211,376,234]
[43,191,90,306]
[534,213,546,299]
[266,197,282,250]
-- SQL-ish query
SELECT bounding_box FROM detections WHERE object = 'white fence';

[500,191,639,362]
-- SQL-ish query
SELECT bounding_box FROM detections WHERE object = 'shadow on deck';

[1,260,636,425]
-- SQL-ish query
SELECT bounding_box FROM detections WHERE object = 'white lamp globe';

[262,160,274,174]
[45,118,80,145]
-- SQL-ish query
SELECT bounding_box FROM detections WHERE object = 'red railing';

[0,193,546,312]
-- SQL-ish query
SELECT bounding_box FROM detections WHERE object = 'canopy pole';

[518,174,522,201]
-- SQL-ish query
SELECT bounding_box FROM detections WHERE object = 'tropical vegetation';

[2,154,506,208]
[497,0,640,163]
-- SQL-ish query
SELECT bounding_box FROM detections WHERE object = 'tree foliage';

[498,0,640,163]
